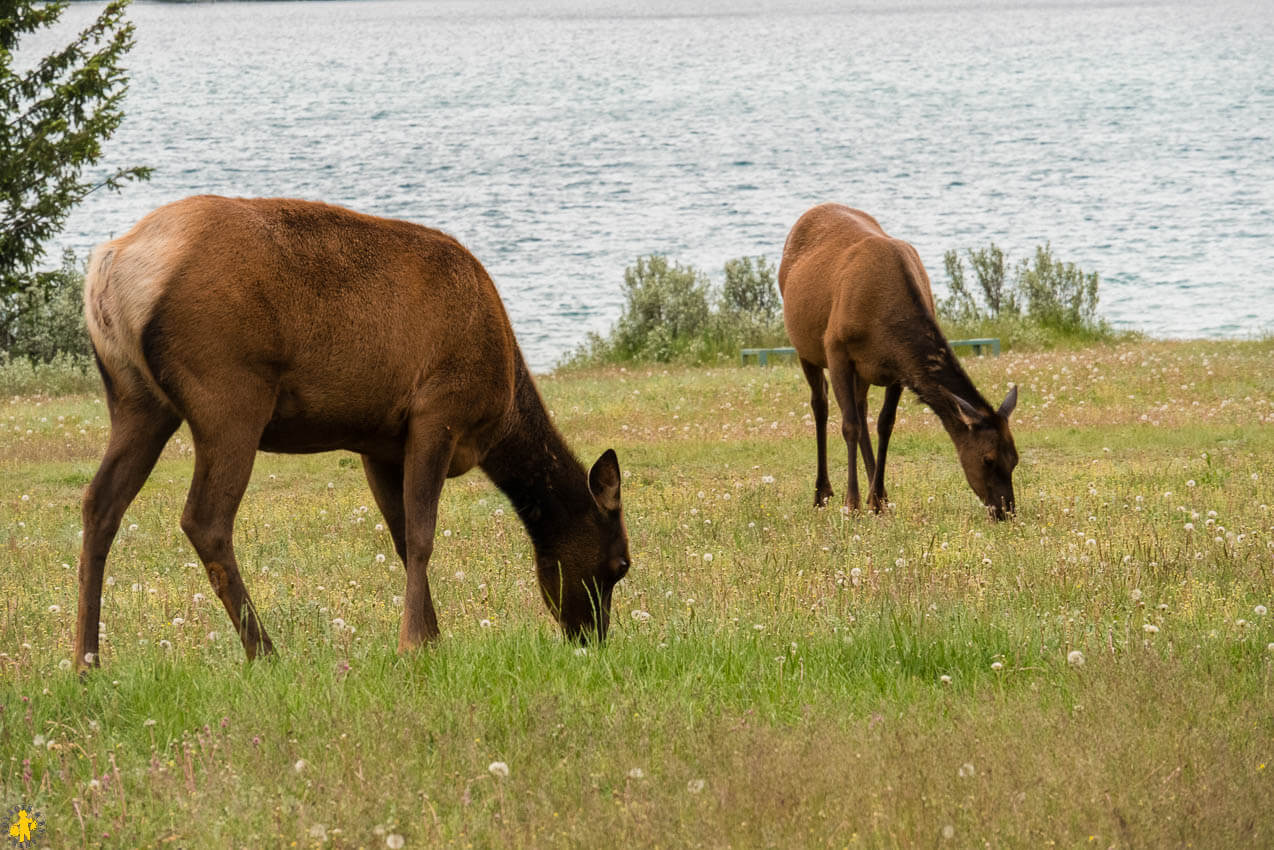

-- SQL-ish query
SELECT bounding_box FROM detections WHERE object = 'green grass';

[3,339,1273,847]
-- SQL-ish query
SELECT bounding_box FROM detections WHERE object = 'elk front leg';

[362,455,408,565]
[799,358,834,507]
[867,382,903,513]
[398,423,459,651]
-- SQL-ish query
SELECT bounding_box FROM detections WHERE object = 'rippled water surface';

[29,0,1274,369]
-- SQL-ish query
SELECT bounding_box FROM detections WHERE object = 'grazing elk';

[779,203,1019,519]
[75,195,630,670]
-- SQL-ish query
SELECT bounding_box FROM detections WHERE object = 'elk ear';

[588,449,622,513]
[998,385,1018,419]
[942,388,983,428]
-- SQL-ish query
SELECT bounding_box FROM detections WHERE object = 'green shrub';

[940,242,1114,345]
[1,250,93,362]
[566,255,788,367]
[1015,243,1100,330]
[720,256,780,321]
[612,255,712,362]
[0,351,98,396]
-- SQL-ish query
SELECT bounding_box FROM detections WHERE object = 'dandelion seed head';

[1067,650,1085,667]
[386,836,405,850]
[686,778,705,793]
[488,761,509,778]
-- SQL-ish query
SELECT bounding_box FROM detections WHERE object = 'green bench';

[740,338,1000,365]
[948,337,1001,356]
[739,346,797,365]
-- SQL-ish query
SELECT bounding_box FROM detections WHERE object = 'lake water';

[30,0,1274,370]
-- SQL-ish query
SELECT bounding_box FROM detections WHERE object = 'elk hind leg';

[76,393,180,670]
[799,358,834,507]
[181,413,274,660]
[826,350,863,512]
[854,376,876,485]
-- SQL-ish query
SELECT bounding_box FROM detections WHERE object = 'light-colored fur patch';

[84,212,188,406]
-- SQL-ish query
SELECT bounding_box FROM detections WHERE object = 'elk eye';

[613,558,629,578]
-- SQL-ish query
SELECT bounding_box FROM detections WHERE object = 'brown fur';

[779,203,1019,518]
[75,195,630,670]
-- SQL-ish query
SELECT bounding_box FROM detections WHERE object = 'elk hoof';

[867,491,888,513]
[814,487,834,508]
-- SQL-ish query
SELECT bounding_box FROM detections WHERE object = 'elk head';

[534,449,630,641]
[946,386,1019,520]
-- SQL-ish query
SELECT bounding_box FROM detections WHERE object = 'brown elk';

[75,195,630,670]
[779,203,1019,519]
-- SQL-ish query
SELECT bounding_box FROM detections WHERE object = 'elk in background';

[779,203,1019,519]
[75,195,630,670]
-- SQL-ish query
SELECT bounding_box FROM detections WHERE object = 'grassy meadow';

[2,338,1273,848]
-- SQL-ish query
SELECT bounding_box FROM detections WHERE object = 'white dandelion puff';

[488,761,509,778]
[1067,650,1085,667]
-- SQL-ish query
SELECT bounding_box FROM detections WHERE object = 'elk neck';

[480,356,594,551]
[894,313,995,437]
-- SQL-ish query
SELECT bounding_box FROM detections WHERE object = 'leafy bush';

[721,256,781,321]
[2,250,92,362]
[1015,244,1100,329]
[611,255,712,362]
[566,255,787,367]
[940,242,1108,339]
[0,351,98,396]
